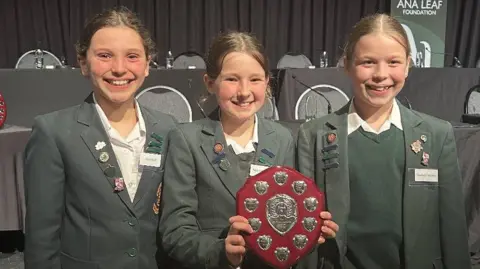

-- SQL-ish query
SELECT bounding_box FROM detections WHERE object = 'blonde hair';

[343,14,410,67]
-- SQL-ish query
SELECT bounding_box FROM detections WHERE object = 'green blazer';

[24,94,177,269]
[159,116,323,269]
[296,102,471,269]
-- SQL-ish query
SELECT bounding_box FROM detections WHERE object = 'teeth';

[368,86,390,91]
[236,102,251,107]
[110,80,129,86]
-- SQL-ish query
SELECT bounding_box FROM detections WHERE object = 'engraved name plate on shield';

[236,166,325,269]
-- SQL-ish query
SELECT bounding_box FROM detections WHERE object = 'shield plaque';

[0,93,6,128]
[237,166,325,269]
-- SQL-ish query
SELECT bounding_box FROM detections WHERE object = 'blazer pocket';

[60,252,99,269]
[432,257,443,269]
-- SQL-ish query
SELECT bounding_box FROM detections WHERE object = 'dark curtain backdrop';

[0,0,478,69]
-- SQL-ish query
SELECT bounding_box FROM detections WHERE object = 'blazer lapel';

[133,108,162,207]
[77,94,135,214]
[200,119,244,199]
[400,105,433,255]
[254,119,277,167]
[321,104,350,258]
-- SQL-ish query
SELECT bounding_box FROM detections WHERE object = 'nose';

[111,57,127,75]
[237,80,251,97]
[373,62,388,81]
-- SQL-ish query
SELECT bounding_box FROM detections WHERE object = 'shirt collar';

[347,98,403,135]
[93,93,147,136]
[225,114,259,154]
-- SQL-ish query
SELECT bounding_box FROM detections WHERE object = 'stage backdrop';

[391,0,448,67]
[0,0,478,68]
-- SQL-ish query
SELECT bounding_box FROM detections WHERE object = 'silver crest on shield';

[254,181,269,195]
[274,247,290,262]
[293,234,308,249]
[244,198,259,212]
[273,171,288,186]
[303,197,318,212]
[302,217,317,232]
[266,194,297,235]
[248,218,262,232]
[292,180,307,195]
[257,235,272,250]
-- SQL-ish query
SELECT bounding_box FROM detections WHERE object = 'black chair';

[15,50,62,69]
[172,51,206,69]
[277,52,313,69]
[462,85,480,124]
[136,85,193,123]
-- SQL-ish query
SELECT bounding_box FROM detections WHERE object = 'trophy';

[0,92,6,129]
[236,166,324,269]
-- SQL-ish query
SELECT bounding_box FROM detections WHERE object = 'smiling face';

[347,33,410,110]
[79,26,150,106]
[205,52,269,123]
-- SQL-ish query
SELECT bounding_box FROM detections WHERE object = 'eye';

[251,78,263,82]
[225,77,238,82]
[98,53,111,59]
[127,54,140,60]
[361,60,374,65]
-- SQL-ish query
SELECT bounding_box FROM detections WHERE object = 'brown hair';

[205,31,269,79]
[203,31,271,100]
[343,14,410,67]
[75,6,156,59]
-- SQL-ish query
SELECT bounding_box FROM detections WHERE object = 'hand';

[225,215,252,267]
[317,211,339,244]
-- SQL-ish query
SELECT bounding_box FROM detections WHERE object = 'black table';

[2,68,480,127]
[0,125,30,232]
[277,68,480,122]
[0,69,209,127]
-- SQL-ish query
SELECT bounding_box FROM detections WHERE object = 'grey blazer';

[158,116,322,269]
[24,94,177,269]
[296,102,472,269]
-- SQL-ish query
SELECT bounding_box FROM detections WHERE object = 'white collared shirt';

[93,94,147,202]
[225,115,259,155]
[347,99,403,135]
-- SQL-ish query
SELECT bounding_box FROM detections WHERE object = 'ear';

[203,74,216,94]
[77,56,88,77]
[405,56,411,77]
[145,56,152,77]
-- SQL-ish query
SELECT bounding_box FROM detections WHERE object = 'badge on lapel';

[95,141,106,151]
[212,142,230,171]
[412,135,429,166]
[114,177,125,192]
[410,140,423,154]
[421,152,429,166]
[146,133,164,154]
[153,183,162,215]
[322,132,339,170]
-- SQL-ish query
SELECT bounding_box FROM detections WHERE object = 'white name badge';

[414,169,438,182]
[139,153,162,167]
[249,164,269,176]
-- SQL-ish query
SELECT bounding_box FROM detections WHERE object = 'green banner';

[391,0,448,67]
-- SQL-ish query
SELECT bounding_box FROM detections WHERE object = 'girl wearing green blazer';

[159,32,339,269]
[296,14,471,269]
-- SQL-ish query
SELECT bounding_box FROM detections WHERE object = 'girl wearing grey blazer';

[24,7,176,269]
[159,31,338,269]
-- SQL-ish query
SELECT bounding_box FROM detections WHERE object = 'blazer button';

[127,248,137,257]
[128,219,136,226]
